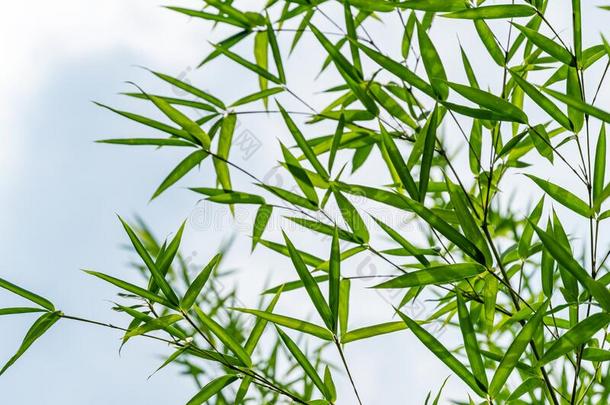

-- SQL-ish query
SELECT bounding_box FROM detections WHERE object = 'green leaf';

[95,103,191,140]
[508,70,573,130]
[446,180,491,265]
[526,175,592,217]
[397,310,486,397]
[594,125,607,203]
[341,321,407,344]
[447,82,528,124]
[371,216,429,266]
[276,328,330,400]
[328,114,344,173]
[456,292,488,388]
[153,150,209,199]
[324,366,337,403]
[397,0,467,12]
[278,103,329,180]
[329,228,340,333]
[512,23,575,66]
[207,192,265,205]
[283,232,334,330]
[567,67,584,132]
[380,125,419,200]
[488,301,549,397]
[185,375,238,405]
[518,197,545,259]
[230,87,284,107]
[582,348,610,361]
[542,88,610,124]
[252,204,273,251]
[212,42,282,84]
[532,224,610,312]
[147,70,225,109]
[97,138,196,147]
[370,83,418,129]
[0,311,61,376]
[442,5,536,19]
[396,195,486,264]
[0,307,46,316]
[167,6,248,28]
[124,314,183,339]
[0,278,55,311]
[339,279,351,338]
[244,289,282,355]
[420,106,439,201]
[356,42,435,97]
[538,313,610,366]
[253,30,269,95]
[266,19,286,84]
[474,20,505,66]
[213,113,237,191]
[194,306,252,367]
[259,184,318,210]
[181,254,221,310]
[281,143,319,205]
[119,217,180,305]
[375,263,486,289]
[417,21,448,100]
[234,308,333,341]
[333,189,369,243]
[85,270,174,307]
[146,94,211,148]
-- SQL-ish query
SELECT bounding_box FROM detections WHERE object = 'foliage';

[3,0,610,404]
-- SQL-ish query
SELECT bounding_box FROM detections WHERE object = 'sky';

[0,1,609,404]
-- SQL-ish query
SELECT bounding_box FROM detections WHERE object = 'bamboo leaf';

[194,307,252,367]
[375,263,486,289]
[118,217,180,305]
[356,42,435,97]
[252,204,273,251]
[489,301,549,397]
[234,308,333,341]
[512,23,575,66]
[526,175,592,217]
[85,270,173,307]
[278,103,329,180]
[508,70,573,131]
[380,125,420,200]
[341,321,407,344]
[276,328,330,399]
[186,375,238,405]
[213,113,237,191]
[442,5,536,19]
[397,311,486,397]
[447,82,528,124]
[0,278,55,311]
[420,106,439,200]
[97,138,196,147]
[212,42,282,84]
[456,292,488,388]
[329,228,340,333]
[124,314,183,339]
[396,195,486,264]
[153,150,209,200]
[181,254,221,310]
[538,313,610,366]
[417,21,448,100]
[333,189,369,243]
[0,311,61,376]
[532,224,610,312]
[283,232,334,330]
[594,125,607,203]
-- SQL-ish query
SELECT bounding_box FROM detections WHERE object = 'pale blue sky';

[1,1,609,404]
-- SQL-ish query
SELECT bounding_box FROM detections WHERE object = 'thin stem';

[333,337,364,405]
